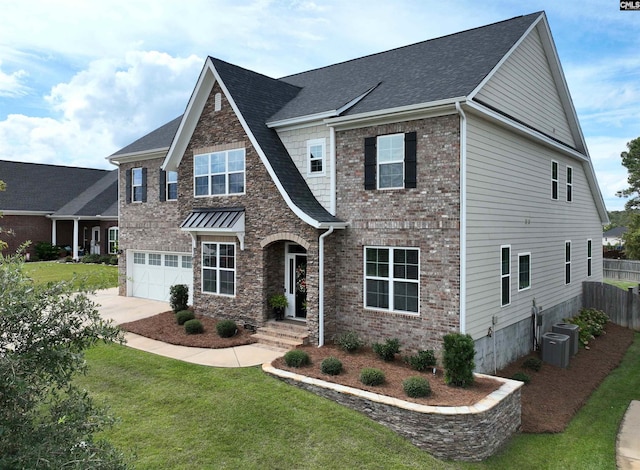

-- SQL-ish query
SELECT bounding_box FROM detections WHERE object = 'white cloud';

[0,61,29,98]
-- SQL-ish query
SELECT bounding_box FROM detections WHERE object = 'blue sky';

[1,0,638,211]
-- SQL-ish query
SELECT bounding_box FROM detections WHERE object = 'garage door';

[129,251,194,303]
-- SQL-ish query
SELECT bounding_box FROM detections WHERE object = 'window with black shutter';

[363,132,417,190]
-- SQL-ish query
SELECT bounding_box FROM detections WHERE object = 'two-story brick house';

[109,12,608,372]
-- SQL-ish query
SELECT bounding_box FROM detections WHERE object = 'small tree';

[170,284,189,313]
[442,333,476,388]
[0,255,128,469]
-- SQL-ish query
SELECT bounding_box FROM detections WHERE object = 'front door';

[90,226,100,255]
[284,245,307,320]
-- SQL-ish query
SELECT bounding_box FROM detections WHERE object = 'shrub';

[403,376,432,398]
[176,310,195,325]
[170,284,189,313]
[284,349,310,368]
[404,350,437,372]
[184,319,204,335]
[372,338,401,361]
[512,372,531,384]
[320,357,343,375]
[216,319,237,338]
[443,333,475,388]
[34,241,60,261]
[334,331,365,353]
[567,308,609,347]
[80,253,102,264]
[359,368,385,386]
[522,357,542,372]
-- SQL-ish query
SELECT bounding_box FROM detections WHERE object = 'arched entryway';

[284,243,307,320]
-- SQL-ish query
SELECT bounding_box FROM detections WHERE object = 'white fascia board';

[108,148,168,165]
[2,210,51,216]
[325,97,464,131]
[266,110,338,129]
[162,59,216,172]
[465,100,609,224]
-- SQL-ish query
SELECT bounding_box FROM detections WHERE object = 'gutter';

[318,226,335,347]
[456,101,467,334]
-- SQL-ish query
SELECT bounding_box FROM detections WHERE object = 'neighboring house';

[0,160,118,259]
[603,226,626,248]
[108,11,607,372]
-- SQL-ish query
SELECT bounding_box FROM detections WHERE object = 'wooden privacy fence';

[603,259,640,282]
[583,281,640,331]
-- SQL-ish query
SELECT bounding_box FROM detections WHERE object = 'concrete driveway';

[90,288,286,367]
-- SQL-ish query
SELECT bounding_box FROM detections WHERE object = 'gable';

[473,23,577,149]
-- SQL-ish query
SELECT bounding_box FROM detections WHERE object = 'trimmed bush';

[372,338,400,362]
[567,308,609,347]
[176,310,195,325]
[443,333,475,388]
[522,357,542,372]
[34,241,60,261]
[184,319,204,335]
[512,372,531,384]
[334,331,365,353]
[216,319,237,338]
[170,284,189,313]
[320,357,343,376]
[403,376,432,398]
[80,253,102,264]
[359,368,385,386]
[404,350,437,372]
[284,349,310,368]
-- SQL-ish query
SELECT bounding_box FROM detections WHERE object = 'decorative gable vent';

[214,93,222,112]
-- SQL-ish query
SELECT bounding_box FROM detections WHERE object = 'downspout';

[329,126,337,215]
[455,101,467,335]
[318,226,335,347]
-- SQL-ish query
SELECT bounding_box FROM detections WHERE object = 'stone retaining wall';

[263,364,522,462]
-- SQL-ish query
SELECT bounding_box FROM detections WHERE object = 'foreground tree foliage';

[619,138,640,259]
[0,255,128,469]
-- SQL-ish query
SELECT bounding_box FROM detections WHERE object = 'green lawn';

[77,332,640,469]
[604,278,639,290]
[22,261,118,290]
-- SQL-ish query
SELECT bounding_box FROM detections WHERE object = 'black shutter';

[404,131,417,189]
[159,169,166,202]
[125,169,132,204]
[104,228,108,254]
[364,137,377,190]
[141,167,147,203]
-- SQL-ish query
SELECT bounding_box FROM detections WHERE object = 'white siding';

[465,115,603,340]
[277,124,332,210]
[475,27,576,148]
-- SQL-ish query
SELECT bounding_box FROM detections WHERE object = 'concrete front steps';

[252,320,309,350]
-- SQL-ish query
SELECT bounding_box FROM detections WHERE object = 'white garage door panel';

[130,252,193,303]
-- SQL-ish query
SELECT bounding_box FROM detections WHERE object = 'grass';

[22,260,118,290]
[604,278,638,290]
[76,332,640,469]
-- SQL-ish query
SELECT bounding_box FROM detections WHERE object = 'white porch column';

[72,219,80,260]
[51,219,57,245]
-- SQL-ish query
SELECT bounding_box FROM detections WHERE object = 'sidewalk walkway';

[91,288,287,368]
[618,400,640,469]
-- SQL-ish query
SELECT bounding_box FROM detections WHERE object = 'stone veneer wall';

[333,115,461,353]
[263,364,523,462]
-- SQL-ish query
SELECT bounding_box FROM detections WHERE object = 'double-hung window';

[194,148,245,196]
[108,227,119,254]
[551,161,558,200]
[565,241,571,284]
[587,239,592,277]
[132,168,144,202]
[307,139,325,175]
[566,166,573,202]
[167,171,178,200]
[202,242,236,296]
[364,132,417,190]
[365,247,419,313]
[518,253,531,291]
[501,245,511,306]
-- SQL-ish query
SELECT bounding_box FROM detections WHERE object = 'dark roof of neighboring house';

[604,226,627,238]
[270,12,541,122]
[0,160,112,213]
[53,170,118,218]
[110,115,182,157]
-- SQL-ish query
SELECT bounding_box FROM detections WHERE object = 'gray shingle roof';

[53,170,118,218]
[0,160,112,213]
[110,115,182,157]
[271,12,541,122]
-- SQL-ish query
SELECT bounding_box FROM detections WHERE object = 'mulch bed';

[119,313,635,433]
[120,311,256,349]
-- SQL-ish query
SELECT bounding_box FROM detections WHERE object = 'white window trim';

[363,246,420,315]
[307,138,326,177]
[587,239,592,278]
[517,252,531,292]
[132,167,143,202]
[501,245,511,307]
[565,240,571,285]
[551,160,559,201]
[166,171,178,201]
[377,133,405,190]
[193,148,246,197]
[108,227,119,254]
[566,165,573,202]
[201,242,236,297]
